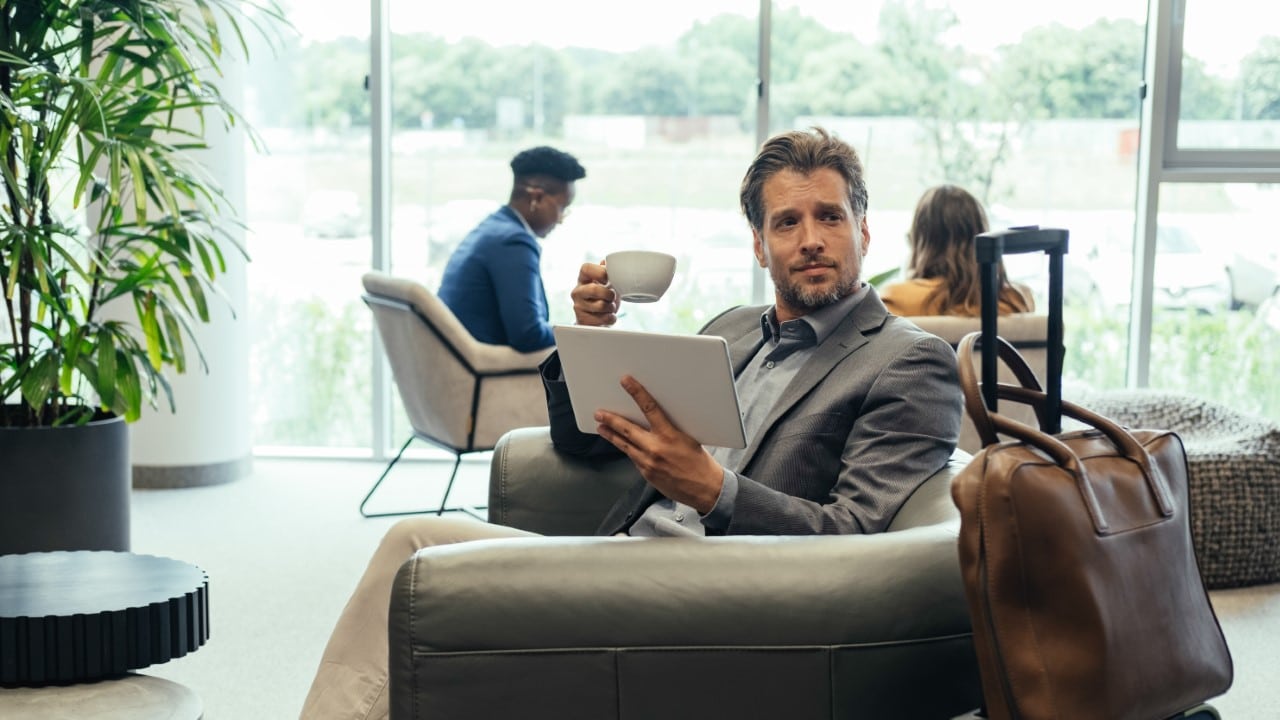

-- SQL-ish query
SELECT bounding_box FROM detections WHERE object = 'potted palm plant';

[0,1,282,554]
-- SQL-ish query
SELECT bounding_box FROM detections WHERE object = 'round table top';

[0,551,209,687]
[0,551,207,617]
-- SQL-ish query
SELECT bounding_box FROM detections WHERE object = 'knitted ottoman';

[1074,389,1280,589]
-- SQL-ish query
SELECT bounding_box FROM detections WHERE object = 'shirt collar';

[758,282,869,345]
[503,205,537,238]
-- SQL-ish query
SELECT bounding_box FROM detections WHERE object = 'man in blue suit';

[437,146,586,352]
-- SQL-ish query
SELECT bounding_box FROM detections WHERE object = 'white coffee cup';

[604,251,677,303]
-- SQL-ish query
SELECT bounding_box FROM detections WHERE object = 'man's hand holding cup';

[572,250,676,327]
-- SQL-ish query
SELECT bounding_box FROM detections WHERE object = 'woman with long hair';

[882,184,1034,316]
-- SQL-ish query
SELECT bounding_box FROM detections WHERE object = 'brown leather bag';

[951,332,1233,720]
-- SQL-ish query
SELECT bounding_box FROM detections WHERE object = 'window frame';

[1129,0,1280,386]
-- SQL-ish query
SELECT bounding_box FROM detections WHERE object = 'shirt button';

[765,361,775,369]
[674,513,685,522]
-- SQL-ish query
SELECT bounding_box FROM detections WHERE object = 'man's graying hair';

[739,127,868,232]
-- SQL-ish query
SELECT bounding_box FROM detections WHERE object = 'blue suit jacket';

[438,206,554,352]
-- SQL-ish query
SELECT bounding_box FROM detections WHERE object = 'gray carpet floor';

[124,457,1279,720]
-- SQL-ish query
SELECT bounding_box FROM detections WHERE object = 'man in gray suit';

[300,127,961,720]
[547,126,960,538]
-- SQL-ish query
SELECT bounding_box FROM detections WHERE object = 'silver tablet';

[553,324,747,449]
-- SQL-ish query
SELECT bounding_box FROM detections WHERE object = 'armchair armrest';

[487,426,639,535]
[489,425,971,536]
[394,524,968,651]
[419,450,972,646]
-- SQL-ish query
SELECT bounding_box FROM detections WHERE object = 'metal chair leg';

[436,454,462,516]
[359,437,486,520]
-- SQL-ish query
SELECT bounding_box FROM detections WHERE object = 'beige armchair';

[359,271,552,518]
[387,427,982,719]
[908,314,1050,454]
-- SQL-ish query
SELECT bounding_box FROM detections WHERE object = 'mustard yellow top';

[880,277,1036,317]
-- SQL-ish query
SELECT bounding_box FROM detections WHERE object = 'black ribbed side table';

[0,551,209,686]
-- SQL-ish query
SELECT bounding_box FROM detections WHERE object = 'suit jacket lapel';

[735,292,890,469]
[728,327,765,374]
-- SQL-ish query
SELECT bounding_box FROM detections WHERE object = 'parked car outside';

[1256,289,1280,334]
[1022,224,1231,314]
[1227,244,1279,310]
[1149,225,1232,313]
[986,208,1110,312]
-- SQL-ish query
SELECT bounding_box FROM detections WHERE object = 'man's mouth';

[795,262,835,275]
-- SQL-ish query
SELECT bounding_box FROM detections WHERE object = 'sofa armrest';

[888,449,971,531]
[390,522,969,652]
[487,426,639,535]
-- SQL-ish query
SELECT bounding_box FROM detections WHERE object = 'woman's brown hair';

[906,184,1030,315]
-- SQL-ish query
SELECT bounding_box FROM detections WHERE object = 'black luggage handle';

[975,226,1068,433]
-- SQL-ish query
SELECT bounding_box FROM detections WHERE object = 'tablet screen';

[553,325,747,449]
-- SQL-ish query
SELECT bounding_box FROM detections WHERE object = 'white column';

[129,50,251,488]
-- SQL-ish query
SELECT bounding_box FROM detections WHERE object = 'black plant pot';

[0,408,130,555]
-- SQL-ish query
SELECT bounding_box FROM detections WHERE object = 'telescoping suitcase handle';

[974,226,1068,433]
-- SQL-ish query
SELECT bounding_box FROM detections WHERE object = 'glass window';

[777,0,1147,393]
[1177,1,1280,150]
[386,1,760,335]
[1150,183,1280,421]
[239,1,1280,453]
[384,1,762,449]
[243,1,374,451]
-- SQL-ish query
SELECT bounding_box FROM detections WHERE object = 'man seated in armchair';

[300,127,963,720]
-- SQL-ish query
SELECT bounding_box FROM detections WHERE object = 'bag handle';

[956,332,1048,446]
[957,332,1175,532]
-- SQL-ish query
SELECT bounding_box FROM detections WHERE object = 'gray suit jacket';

[543,288,962,536]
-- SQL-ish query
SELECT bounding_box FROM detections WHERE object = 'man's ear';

[752,229,767,268]
[525,186,545,211]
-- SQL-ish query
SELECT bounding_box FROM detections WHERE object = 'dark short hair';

[510,146,586,183]
[739,127,867,232]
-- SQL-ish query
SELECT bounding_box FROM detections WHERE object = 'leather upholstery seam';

[409,558,420,719]
[408,635,975,657]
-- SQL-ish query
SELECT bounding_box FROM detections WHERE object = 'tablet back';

[553,325,747,449]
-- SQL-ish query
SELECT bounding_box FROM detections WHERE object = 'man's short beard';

[776,275,860,310]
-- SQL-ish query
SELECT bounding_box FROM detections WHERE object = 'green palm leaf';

[1,0,284,427]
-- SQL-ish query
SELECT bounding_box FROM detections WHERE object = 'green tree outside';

[1240,36,1280,119]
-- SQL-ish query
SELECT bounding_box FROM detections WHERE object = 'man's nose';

[797,219,825,251]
